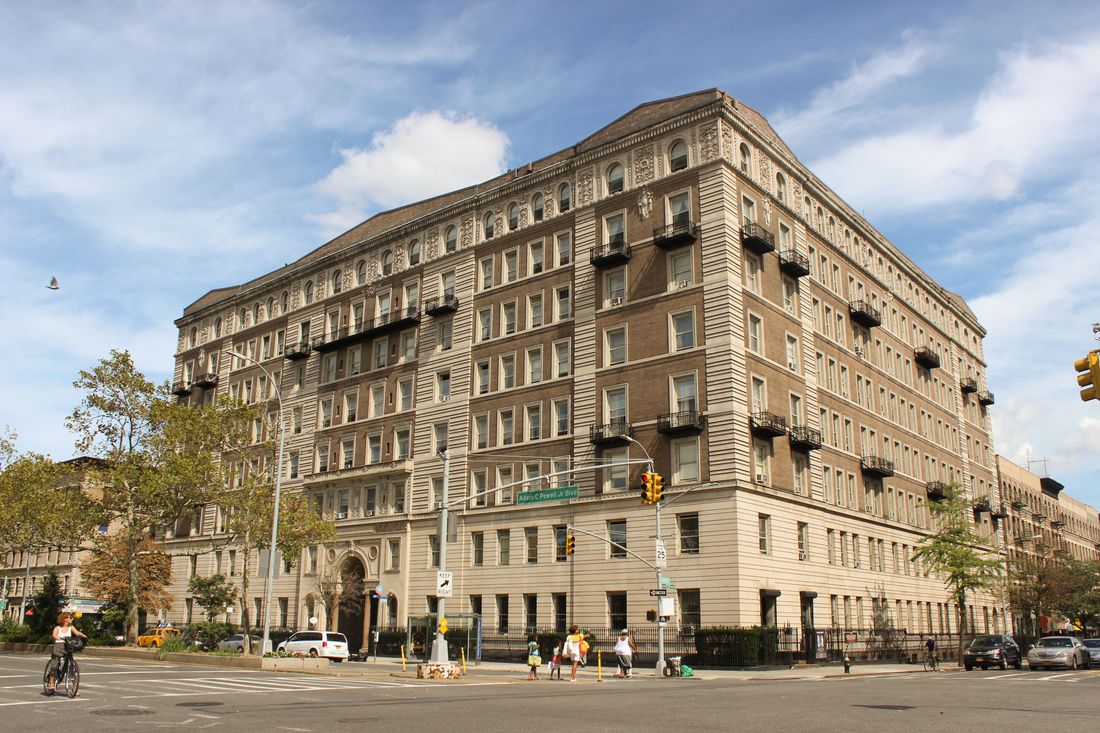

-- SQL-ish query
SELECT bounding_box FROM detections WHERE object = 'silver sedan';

[1027,636,1091,670]
[1084,639,1100,666]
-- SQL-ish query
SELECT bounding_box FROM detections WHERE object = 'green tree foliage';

[1051,558,1100,632]
[913,485,1002,655]
[1007,539,1073,637]
[66,350,263,643]
[187,573,237,621]
[30,570,66,638]
[79,534,174,611]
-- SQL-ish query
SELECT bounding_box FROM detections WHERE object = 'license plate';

[975,657,984,663]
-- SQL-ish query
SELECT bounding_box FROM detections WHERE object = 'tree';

[30,570,66,638]
[912,485,1002,659]
[187,573,237,621]
[1051,558,1100,633]
[66,350,252,643]
[1007,539,1073,638]
[312,562,364,630]
[79,534,174,612]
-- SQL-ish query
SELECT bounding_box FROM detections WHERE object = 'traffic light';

[646,609,657,622]
[565,533,575,556]
[640,471,654,504]
[1075,351,1100,402]
[651,472,664,503]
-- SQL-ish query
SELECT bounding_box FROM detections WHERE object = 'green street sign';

[660,577,675,589]
[0,599,7,611]
[517,486,579,505]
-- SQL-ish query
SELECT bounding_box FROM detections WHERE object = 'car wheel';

[309,649,318,657]
[1070,656,1078,670]
[998,657,1007,670]
[1013,655,1022,670]
[237,647,244,654]
[964,663,973,671]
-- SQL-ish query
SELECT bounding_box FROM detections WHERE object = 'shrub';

[186,621,237,649]
[693,626,780,668]
[0,623,36,643]
[155,633,188,660]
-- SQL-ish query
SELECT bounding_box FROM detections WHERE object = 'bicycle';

[923,650,940,673]
[43,636,86,698]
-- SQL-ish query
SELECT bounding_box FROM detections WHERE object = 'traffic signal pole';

[430,449,450,663]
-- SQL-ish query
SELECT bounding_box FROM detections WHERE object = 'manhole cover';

[855,705,914,711]
[177,701,224,708]
[92,709,155,717]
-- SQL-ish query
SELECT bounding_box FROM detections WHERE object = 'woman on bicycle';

[48,612,86,693]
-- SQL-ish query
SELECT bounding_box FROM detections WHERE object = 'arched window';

[409,240,421,265]
[669,140,688,171]
[607,163,624,194]
[532,193,544,222]
[213,317,222,338]
[827,217,836,241]
[816,207,824,230]
[267,297,275,317]
[239,307,247,326]
[252,303,260,323]
[188,327,197,348]
[356,260,367,286]
[484,212,495,239]
[508,203,519,230]
[304,281,314,305]
[803,196,811,219]
[331,269,342,294]
[559,183,571,213]
[280,292,288,313]
[776,172,786,203]
[739,143,751,174]
[381,250,393,276]
[444,226,457,253]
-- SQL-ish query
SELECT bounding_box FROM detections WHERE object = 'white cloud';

[774,32,935,142]
[800,36,1100,214]
[313,111,509,233]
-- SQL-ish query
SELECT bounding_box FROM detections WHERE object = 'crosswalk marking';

[985,672,1028,679]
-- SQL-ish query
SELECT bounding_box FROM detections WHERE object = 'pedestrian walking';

[613,628,637,678]
[549,642,563,680]
[565,625,584,681]
[527,634,541,680]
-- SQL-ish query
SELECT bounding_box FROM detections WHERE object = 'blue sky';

[2,0,1099,505]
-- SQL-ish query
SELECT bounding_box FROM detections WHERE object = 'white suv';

[277,631,350,661]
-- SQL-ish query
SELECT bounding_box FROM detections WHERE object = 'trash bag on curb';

[679,664,695,678]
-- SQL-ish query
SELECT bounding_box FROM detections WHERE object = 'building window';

[608,591,627,631]
[555,339,571,377]
[747,313,763,354]
[429,535,439,568]
[679,589,701,630]
[524,594,537,630]
[508,203,519,231]
[554,525,568,562]
[381,250,393,275]
[530,241,544,275]
[798,522,809,561]
[438,320,453,351]
[556,232,571,266]
[500,353,515,389]
[395,428,410,459]
[744,252,762,293]
[434,422,448,453]
[669,140,688,172]
[678,513,699,554]
[559,183,571,212]
[776,172,787,203]
[758,514,771,555]
[496,595,509,633]
[525,404,541,441]
[673,439,699,483]
[604,212,625,245]
[739,143,751,174]
[553,398,570,437]
[605,387,627,423]
[505,250,518,282]
[556,286,571,321]
[525,527,538,564]
[478,308,492,341]
[532,193,544,222]
[607,163,624,194]
[503,302,517,334]
[671,311,695,351]
[670,250,692,287]
[499,409,514,446]
[497,529,510,565]
[436,371,451,402]
[528,293,543,328]
[605,327,627,365]
[608,520,627,558]
[388,539,401,570]
[672,373,697,413]
[484,212,495,239]
[472,532,484,566]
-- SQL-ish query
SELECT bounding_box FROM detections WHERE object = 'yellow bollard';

[400,644,406,672]
[597,649,603,682]
[461,646,467,674]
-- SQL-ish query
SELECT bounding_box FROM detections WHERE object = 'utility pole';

[430,449,450,663]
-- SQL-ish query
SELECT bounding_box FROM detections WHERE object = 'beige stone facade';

[998,455,1100,564]
[164,90,1009,650]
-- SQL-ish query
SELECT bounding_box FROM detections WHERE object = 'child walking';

[549,642,563,680]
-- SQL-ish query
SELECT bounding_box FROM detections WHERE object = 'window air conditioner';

[364,510,375,517]
[677,280,691,289]
[334,512,347,520]
[756,473,769,485]
[788,361,799,371]
[798,549,807,561]
[610,297,624,306]
[855,347,864,357]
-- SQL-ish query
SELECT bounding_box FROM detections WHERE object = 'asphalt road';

[2,653,1099,732]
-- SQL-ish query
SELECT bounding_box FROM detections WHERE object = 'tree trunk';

[240,531,252,654]
[957,598,970,667]
[126,521,140,645]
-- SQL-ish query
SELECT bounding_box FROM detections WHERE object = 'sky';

[1,0,1099,506]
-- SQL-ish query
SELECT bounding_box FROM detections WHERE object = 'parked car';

[1027,636,1091,670]
[276,631,350,661]
[137,627,181,648]
[1083,639,1100,666]
[218,634,247,653]
[964,634,1023,670]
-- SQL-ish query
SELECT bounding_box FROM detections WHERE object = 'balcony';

[739,222,775,254]
[657,410,707,435]
[750,411,787,439]
[860,454,895,478]
[991,505,1010,520]
[589,418,634,446]
[926,481,948,502]
[960,378,978,394]
[192,372,218,389]
[313,308,421,352]
[914,346,941,370]
[1051,518,1066,529]
[424,294,460,317]
[652,220,698,250]
[171,381,192,397]
[973,497,991,513]
[1010,499,1026,510]
[590,239,632,267]
[978,390,995,406]
[284,340,311,360]
[778,249,811,278]
[788,425,823,451]
[848,300,882,328]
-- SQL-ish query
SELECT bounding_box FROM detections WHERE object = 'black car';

[964,634,1023,670]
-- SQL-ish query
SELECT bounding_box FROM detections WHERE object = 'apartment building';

[166,89,1004,653]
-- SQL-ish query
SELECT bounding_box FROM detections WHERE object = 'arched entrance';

[337,556,367,653]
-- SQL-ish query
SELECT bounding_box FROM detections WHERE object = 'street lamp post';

[624,435,666,677]
[230,351,287,657]
[430,449,450,663]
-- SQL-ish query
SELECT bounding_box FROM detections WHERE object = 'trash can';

[665,656,682,677]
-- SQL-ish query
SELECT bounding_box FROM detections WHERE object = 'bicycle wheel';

[42,660,55,696]
[65,659,79,698]
[922,656,931,672]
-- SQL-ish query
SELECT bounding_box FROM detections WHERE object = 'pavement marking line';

[0,698,90,707]
[985,672,1029,679]
[162,676,374,691]
[1036,672,1077,681]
